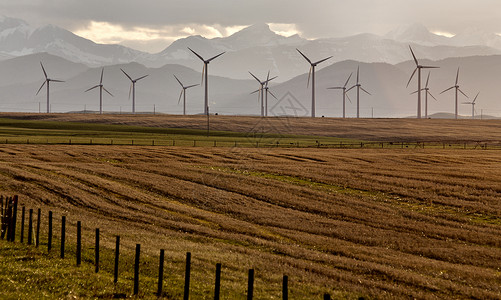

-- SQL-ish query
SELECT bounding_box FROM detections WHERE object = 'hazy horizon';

[2,1,501,53]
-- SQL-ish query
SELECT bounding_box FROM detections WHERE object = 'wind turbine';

[263,80,278,116]
[406,46,439,119]
[36,62,64,113]
[346,67,371,118]
[410,72,436,118]
[327,72,352,118]
[188,47,225,115]
[440,68,468,119]
[462,92,479,119]
[296,49,332,117]
[85,68,113,114]
[173,74,198,115]
[121,68,148,114]
[249,71,277,116]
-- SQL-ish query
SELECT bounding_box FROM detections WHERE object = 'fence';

[0,137,500,150]
[0,196,334,299]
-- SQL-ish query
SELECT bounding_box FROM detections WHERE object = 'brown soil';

[2,112,501,141]
[1,144,500,298]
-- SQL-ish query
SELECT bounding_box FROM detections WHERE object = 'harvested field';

[1,144,500,299]
[2,113,501,142]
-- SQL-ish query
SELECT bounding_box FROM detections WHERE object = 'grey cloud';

[2,0,501,41]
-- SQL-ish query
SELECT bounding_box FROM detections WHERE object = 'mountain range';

[2,16,501,81]
[1,16,501,118]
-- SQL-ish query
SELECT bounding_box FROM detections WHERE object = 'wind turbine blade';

[458,88,468,98]
[84,85,100,92]
[188,47,205,61]
[248,71,261,84]
[440,86,454,94]
[356,66,360,84]
[266,76,278,88]
[121,68,133,81]
[250,89,260,95]
[346,85,356,93]
[268,90,278,100]
[128,83,132,100]
[201,64,205,85]
[409,45,418,66]
[265,71,270,88]
[346,93,353,103]
[296,48,312,64]
[207,51,225,62]
[344,72,353,88]
[50,79,65,83]
[327,87,343,90]
[314,56,333,65]
[428,91,437,101]
[425,72,430,88]
[178,90,183,104]
[40,62,48,79]
[185,84,198,89]
[360,86,371,95]
[100,68,104,85]
[135,75,148,82]
[421,66,439,69]
[410,90,419,95]
[307,66,312,88]
[103,87,113,97]
[473,92,479,103]
[455,68,460,85]
[36,81,46,95]
[173,74,184,87]
[406,68,417,88]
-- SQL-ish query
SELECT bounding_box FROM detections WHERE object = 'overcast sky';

[1,0,500,53]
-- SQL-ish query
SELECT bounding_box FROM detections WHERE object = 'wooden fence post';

[76,221,81,266]
[48,211,52,252]
[247,269,255,300]
[20,206,25,243]
[214,263,221,300]
[282,275,288,300]
[114,236,120,283]
[95,228,100,273]
[61,216,66,259]
[157,249,165,297]
[184,252,191,300]
[36,208,41,247]
[0,196,4,239]
[134,244,140,295]
[9,196,18,242]
[28,208,33,245]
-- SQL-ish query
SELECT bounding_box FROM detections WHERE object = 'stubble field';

[1,142,500,298]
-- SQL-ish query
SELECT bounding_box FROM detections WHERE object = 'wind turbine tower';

[36,62,64,113]
[296,49,332,117]
[346,67,371,118]
[85,68,113,114]
[249,71,277,117]
[188,48,225,115]
[462,92,479,119]
[410,72,436,118]
[407,46,439,119]
[173,74,198,115]
[440,68,468,119]
[327,73,352,118]
[121,68,148,114]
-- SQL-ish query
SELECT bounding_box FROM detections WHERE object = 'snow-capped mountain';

[0,16,145,66]
[451,28,501,50]
[385,23,453,46]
